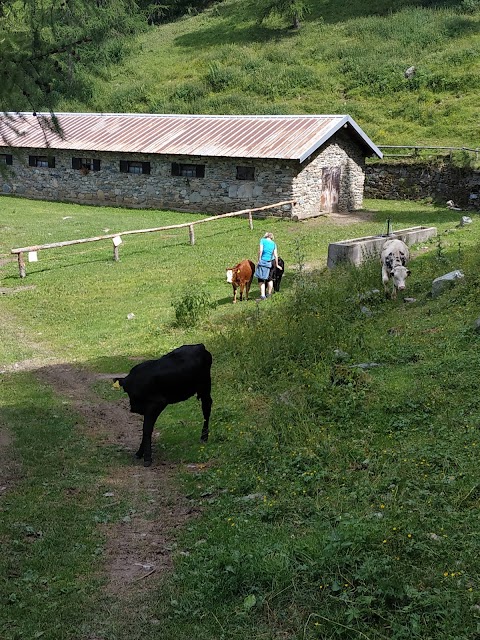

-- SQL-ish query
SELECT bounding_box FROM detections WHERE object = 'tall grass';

[155,234,480,640]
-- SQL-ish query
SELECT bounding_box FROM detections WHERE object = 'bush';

[460,0,480,14]
[172,288,214,328]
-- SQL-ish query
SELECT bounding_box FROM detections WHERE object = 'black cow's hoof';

[144,459,152,467]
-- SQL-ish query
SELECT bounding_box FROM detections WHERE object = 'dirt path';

[0,310,200,599]
[35,362,198,595]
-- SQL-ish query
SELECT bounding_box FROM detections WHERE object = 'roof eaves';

[345,116,383,158]
[298,115,383,162]
[297,116,347,162]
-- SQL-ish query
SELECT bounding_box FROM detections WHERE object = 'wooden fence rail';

[11,200,295,278]
[377,145,479,160]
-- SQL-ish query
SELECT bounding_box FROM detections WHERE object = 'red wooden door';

[320,167,341,212]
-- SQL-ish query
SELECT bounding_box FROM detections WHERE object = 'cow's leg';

[239,283,245,302]
[232,285,237,304]
[136,406,164,467]
[245,279,252,300]
[382,265,390,297]
[199,391,212,442]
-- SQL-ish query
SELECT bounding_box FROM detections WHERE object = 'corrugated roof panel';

[0,113,382,160]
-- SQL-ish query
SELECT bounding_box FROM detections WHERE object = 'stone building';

[0,113,382,219]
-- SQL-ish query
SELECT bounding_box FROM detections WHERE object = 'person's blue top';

[260,237,276,261]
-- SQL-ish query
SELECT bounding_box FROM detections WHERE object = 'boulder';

[432,270,464,298]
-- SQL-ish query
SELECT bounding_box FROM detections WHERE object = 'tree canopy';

[259,0,311,29]
[1,0,143,115]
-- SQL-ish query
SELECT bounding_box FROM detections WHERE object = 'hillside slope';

[58,0,480,148]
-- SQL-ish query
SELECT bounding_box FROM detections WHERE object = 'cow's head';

[226,269,233,284]
[391,265,411,290]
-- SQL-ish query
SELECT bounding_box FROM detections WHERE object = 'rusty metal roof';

[0,113,382,162]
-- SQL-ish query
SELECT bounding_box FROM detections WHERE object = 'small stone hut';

[0,112,382,219]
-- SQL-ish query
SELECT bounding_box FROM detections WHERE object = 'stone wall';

[2,132,367,218]
[365,161,480,208]
[293,131,366,218]
[2,148,297,216]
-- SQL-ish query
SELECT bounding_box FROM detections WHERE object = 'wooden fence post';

[112,236,122,261]
[189,224,195,245]
[248,210,253,230]
[17,252,26,278]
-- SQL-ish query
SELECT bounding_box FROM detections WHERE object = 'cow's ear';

[407,269,411,276]
[390,270,395,277]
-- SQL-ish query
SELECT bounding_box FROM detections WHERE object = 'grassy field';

[2,194,480,639]
[55,0,480,149]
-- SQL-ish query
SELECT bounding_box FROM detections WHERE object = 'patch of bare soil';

[325,210,376,225]
[33,362,199,597]
[0,285,37,295]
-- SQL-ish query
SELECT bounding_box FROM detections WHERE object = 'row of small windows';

[0,154,256,180]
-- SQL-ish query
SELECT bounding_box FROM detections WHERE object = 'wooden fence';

[377,145,479,160]
[11,200,295,278]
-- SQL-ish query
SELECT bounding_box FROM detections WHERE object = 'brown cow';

[226,259,255,303]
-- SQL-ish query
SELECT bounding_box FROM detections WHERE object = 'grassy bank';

[57,0,480,148]
[1,195,480,638]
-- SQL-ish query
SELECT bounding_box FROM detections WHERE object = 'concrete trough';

[327,226,438,269]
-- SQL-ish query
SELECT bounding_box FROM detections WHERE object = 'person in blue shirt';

[254,232,282,300]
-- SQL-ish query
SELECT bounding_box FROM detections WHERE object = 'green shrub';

[460,0,480,14]
[172,288,214,328]
[205,62,239,91]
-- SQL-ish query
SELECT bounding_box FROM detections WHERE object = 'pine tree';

[0,0,142,116]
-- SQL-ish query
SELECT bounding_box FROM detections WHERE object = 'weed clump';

[172,288,215,328]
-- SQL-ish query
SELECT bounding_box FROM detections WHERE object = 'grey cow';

[381,238,411,299]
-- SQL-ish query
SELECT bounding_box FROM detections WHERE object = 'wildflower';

[407,533,412,538]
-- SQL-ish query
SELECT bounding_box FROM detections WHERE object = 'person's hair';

[264,232,274,240]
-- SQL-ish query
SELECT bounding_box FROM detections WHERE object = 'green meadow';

[2,195,480,638]
[55,0,480,149]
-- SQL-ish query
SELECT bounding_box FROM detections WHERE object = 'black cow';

[270,256,285,293]
[114,344,213,467]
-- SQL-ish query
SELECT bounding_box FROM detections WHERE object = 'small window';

[72,157,100,171]
[171,163,205,178]
[120,160,150,175]
[0,154,13,166]
[236,166,255,181]
[29,155,55,168]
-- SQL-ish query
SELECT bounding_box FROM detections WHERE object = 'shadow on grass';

[369,205,473,229]
[175,0,469,50]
